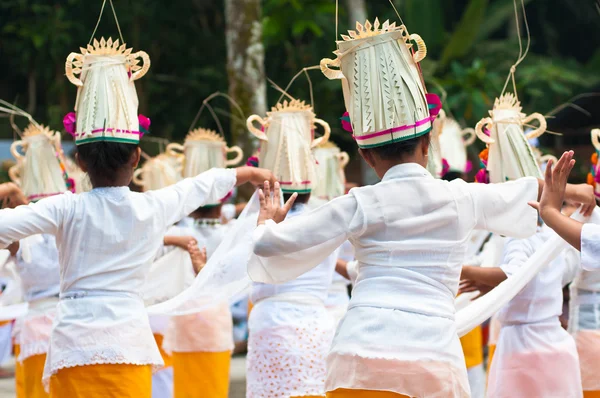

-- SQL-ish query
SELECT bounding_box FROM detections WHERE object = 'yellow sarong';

[327,389,409,397]
[154,334,173,368]
[49,363,151,398]
[173,351,230,398]
[23,354,48,398]
[14,345,24,398]
[488,344,497,369]
[460,326,483,368]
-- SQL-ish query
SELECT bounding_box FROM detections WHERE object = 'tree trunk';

[344,0,379,185]
[345,0,368,28]
[224,0,266,157]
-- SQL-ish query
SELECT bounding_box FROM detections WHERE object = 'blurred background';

[0,0,599,184]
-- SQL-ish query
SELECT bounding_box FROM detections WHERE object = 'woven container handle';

[10,140,25,161]
[320,58,344,80]
[409,34,427,63]
[132,168,145,187]
[246,115,269,141]
[462,128,477,147]
[129,51,151,81]
[8,165,20,185]
[523,113,547,140]
[225,146,244,166]
[312,118,331,148]
[65,53,84,87]
[475,117,495,145]
[166,143,185,157]
[338,151,350,168]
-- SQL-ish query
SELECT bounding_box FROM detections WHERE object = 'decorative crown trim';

[185,128,225,143]
[493,93,523,113]
[22,124,55,138]
[268,99,313,116]
[341,18,401,41]
[80,37,133,57]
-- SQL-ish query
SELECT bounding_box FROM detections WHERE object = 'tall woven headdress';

[133,152,184,192]
[64,37,151,145]
[431,112,476,177]
[312,141,349,200]
[9,124,70,201]
[474,93,546,183]
[166,128,243,179]
[320,18,441,148]
[247,98,330,194]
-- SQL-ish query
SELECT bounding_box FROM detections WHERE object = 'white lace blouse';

[250,163,538,397]
[0,168,236,382]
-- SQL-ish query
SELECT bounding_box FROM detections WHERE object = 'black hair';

[284,192,311,209]
[442,171,464,182]
[191,203,223,219]
[77,141,138,187]
[362,133,430,162]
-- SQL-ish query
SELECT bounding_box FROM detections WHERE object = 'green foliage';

[0,0,597,165]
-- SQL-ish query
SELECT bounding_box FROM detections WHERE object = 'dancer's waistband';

[60,290,141,300]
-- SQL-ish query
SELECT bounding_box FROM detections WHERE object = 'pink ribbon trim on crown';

[351,93,442,141]
[353,116,433,140]
[72,128,144,138]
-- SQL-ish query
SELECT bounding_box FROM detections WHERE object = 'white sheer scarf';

[146,191,262,315]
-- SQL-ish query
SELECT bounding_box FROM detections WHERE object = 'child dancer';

[0,38,273,397]
[245,98,338,397]
[7,123,68,398]
[162,128,243,398]
[250,19,595,397]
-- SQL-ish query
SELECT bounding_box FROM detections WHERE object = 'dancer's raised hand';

[257,181,297,225]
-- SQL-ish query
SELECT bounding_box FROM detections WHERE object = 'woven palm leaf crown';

[320,18,441,148]
[64,37,151,145]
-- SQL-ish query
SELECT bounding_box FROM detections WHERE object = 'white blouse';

[0,168,236,382]
[251,163,538,397]
[581,223,600,271]
[15,234,60,302]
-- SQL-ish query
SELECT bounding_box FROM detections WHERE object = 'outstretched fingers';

[282,192,298,214]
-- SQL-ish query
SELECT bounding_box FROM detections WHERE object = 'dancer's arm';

[250,181,361,283]
[335,259,349,280]
[530,151,587,251]
[0,194,67,249]
[460,266,507,290]
[151,167,275,228]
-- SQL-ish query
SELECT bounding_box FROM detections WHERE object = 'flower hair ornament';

[247,98,330,194]
[64,37,151,145]
[321,18,441,148]
[474,93,546,183]
[588,129,600,198]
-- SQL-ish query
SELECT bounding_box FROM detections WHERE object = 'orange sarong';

[14,345,24,398]
[327,389,409,397]
[584,392,600,398]
[49,363,151,398]
[173,351,230,398]
[460,326,483,369]
[23,354,48,398]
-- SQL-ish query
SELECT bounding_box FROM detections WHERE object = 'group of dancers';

[0,8,599,398]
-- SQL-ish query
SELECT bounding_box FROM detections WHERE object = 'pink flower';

[63,112,77,137]
[426,93,442,117]
[475,168,489,184]
[465,160,473,173]
[138,114,151,134]
[341,112,353,133]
